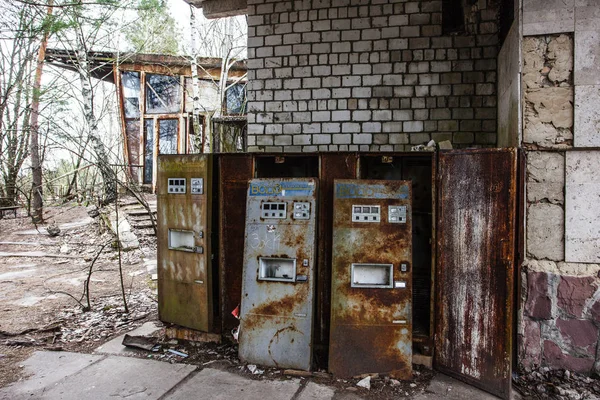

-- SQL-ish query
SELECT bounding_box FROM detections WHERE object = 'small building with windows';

[45,49,248,188]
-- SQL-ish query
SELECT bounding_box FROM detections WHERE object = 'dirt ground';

[2,203,599,400]
[0,203,157,388]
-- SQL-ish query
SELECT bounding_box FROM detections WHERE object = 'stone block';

[574,85,600,147]
[524,271,553,319]
[557,318,598,348]
[523,0,574,36]
[522,35,573,90]
[575,3,600,31]
[557,276,596,317]
[520,318,542,369]
[566,151,600,263]
[575,29,600,85]
[543,340,595,372]
[523,87,573,148]
[527,151,565,204]
[527,203,564,261]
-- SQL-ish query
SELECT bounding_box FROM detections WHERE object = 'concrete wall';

[497,18,520,147]
[246,0,500,152]
[520,0,600,375]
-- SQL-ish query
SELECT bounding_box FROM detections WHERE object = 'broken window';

[187,116,204,154]
[225,83,246,115]
[184,78,220,113]
[144,119,154,184]
[125,120,141,180]
[121,71,141,118]
[213,118,247,153]
[442,0,466,34]
[158,119,178,154]
[146,74,181,114]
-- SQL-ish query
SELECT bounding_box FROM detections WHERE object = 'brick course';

[247,0,499,152]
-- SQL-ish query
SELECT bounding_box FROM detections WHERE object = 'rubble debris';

[47,223,61,237]
[87,206,100,218]
[167,349,188,358]
[356,376,371,390]
[513,368,600,399]
[122,334,160,352]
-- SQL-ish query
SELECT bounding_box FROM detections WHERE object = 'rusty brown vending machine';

[157,154,214,332]
[329,180,413,379]
[238,178,318,371]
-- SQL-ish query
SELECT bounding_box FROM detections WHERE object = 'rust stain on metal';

[218,154,253,332]
[238,178,318,371]
[316,153,358,365]
[434,148,516,399]
[329,179,413,379]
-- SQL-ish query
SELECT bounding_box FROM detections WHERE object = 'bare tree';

[30,0,54,222]
[187,8,247,153]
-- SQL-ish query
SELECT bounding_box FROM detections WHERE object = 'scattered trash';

[122,334,160,352]
[247,364,264,375]
[356,376,371,390]
[231,305,240,319]
[284,369,312,377]
[167,349,188,358]
[231,305,240,342]
[410,383,417,388]
[390,379,401,386]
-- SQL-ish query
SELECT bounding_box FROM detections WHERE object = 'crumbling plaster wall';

[520,0,600,375]
[246,0,501,152]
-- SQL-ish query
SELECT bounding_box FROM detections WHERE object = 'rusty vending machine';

[238,178,318,371]
[157,154,214,332]
[329,180,413,378]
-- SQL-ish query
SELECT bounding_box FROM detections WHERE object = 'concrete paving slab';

[298,381,335,400]
[412,374,498,399]
[34,355,195,400]
[0,351,105,399]
[94,321,161,356]
[164,367,301,400]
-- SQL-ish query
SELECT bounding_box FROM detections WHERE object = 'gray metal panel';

[239,178,318,371]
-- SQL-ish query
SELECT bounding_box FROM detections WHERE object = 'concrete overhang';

[183,0,247,19]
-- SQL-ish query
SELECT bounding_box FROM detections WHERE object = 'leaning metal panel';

[157,154,213,332]
[239,178,318,371]
[329,179,413,379]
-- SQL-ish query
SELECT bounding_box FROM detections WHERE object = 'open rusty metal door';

[435,148,517,399]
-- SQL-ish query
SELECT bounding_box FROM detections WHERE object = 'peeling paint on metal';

[435,149,516,399]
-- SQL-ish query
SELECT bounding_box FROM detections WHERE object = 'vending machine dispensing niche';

[157,154,214,332]
[239,178,318,371]
[329,179,413,379]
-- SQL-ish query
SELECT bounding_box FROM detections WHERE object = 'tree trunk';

[75,29,116,205]
[189,6,204,154]
[29,0,54,223]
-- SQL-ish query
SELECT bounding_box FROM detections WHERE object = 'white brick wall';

[247,0,500,152]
